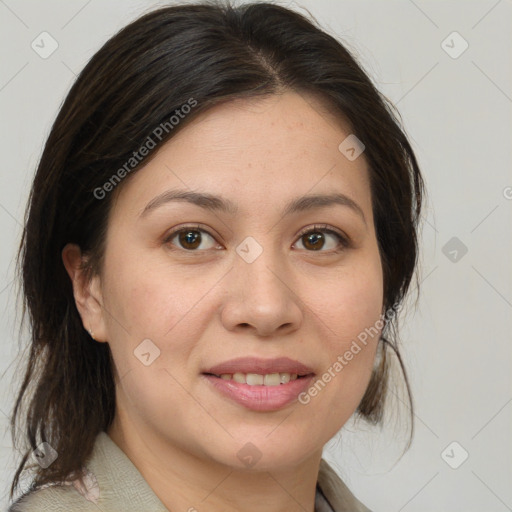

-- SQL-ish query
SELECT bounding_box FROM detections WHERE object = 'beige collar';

[10,431,371,512]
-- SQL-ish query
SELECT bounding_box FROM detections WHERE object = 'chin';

[208,434,321,473]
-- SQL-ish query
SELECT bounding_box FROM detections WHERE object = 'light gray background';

[1,1,511,510]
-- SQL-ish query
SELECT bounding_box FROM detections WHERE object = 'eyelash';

[163,223,349,254]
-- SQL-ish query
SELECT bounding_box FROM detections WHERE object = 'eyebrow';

[139,189,366,226]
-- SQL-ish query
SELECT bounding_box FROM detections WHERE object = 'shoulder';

[318,458,373,512]
[7,480,99,512]
[6,432,168,512]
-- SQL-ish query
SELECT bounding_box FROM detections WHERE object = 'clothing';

[8,432,371,512]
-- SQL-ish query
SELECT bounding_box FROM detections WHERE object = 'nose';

[220,242,303,338]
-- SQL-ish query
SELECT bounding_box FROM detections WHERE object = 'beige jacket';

[8,432,371,512]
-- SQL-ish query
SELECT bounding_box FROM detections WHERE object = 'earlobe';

[61,243,108,342]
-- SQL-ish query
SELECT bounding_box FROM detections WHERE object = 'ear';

[62,243,108,342]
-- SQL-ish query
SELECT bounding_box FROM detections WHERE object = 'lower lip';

[202,374,315,412]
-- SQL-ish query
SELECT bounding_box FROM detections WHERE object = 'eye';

[164,225,220,251]
[293,224,348,252]
[163,223,349,253]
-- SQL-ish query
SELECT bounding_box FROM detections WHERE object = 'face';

[78,91,384,471]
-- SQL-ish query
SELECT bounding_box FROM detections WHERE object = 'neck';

[107,417,323,512]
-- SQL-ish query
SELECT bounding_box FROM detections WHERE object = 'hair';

[8,0,425,501]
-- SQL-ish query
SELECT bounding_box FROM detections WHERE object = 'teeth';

[218,372,300,385]
[263,373,280,386]
[246,373,264,385]
[233,373,246,384]
[280,373,291,384]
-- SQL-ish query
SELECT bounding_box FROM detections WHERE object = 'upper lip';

[203,357,315,376]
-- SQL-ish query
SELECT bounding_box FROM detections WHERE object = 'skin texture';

[62,91,384,512]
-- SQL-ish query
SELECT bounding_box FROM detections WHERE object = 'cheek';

[322,285,382,387]
[302,253,383,414]
[102,253,204,335]
[310,251,384,347]
[100,258,214,433]
[100,254,218,381]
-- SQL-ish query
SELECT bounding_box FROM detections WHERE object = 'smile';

[202,372,315,412]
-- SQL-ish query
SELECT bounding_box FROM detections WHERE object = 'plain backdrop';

[0,1,511,510]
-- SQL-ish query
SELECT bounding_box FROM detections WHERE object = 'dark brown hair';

[9,0,425,501]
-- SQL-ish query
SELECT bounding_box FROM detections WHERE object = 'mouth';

[200,357,315,412]
[202,356,315,378]
[202,371,314,385]
[201,366,315,413]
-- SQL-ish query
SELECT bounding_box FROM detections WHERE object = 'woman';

[8,1,424,511]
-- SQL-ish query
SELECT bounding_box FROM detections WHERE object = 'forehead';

[112,91,372,220]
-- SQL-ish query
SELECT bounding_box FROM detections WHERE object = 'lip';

[201,356,315,412]
[202,373,315,412]
[203,356,315,376]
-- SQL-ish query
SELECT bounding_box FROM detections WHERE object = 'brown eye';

[178,230,202,250]
[301,231,326,251]
[294,226,348,252]
[165,226,218,251]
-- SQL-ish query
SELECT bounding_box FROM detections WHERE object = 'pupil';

[180,230,201,249]
[305,232,323,251]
